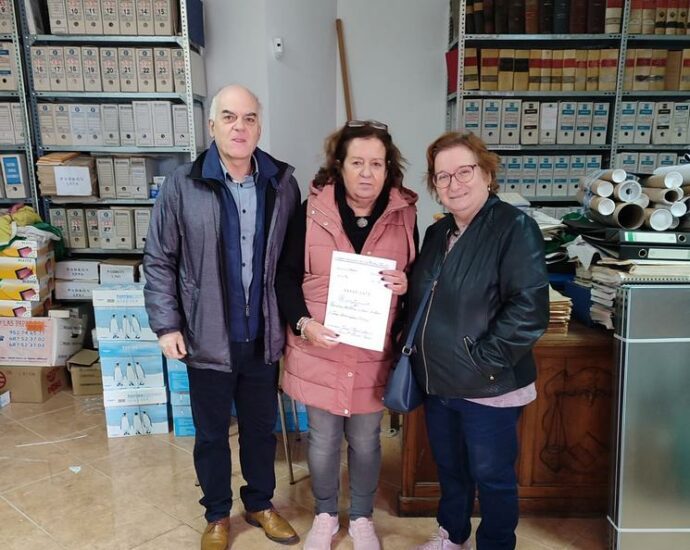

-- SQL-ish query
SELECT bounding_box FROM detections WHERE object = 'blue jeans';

[424,395,522,550]
[187,341,278,522]
[306,406,383,519]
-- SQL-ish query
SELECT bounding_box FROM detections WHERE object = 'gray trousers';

[306,406,384,519]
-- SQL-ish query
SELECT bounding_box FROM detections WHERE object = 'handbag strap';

[401,265,442,356]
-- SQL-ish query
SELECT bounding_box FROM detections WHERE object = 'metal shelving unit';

[46,197,156,206]
[69,248,145,255]
[448,0,690,208]
[0,1,38,210]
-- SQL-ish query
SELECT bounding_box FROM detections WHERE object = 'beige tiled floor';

[0,391,608,549]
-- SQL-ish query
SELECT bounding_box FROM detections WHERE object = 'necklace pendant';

[356,217,368,228]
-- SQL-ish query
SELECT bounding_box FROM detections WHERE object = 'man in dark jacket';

[144,85,300,549]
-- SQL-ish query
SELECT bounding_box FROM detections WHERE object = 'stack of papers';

[547,286,572,335]
[37,153,97,197]
[529,210,566,241]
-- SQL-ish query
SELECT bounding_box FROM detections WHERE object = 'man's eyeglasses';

[346,119,388,131]
[432,164,478,188]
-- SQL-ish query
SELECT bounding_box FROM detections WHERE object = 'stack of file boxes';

[92,284,169,437]
[0,240,54,317]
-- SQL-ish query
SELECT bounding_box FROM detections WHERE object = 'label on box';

[55,165,92,196]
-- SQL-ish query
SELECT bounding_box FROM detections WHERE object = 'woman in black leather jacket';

[410,133,549,550]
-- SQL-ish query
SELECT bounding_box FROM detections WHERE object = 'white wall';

[336,0,448,232]
[202,0,448,229]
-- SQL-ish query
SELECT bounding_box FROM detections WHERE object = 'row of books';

[623,49,690,91]
[454,48,619,92]
[618,101,690,145]
[450,48,690,93]
[459,99,611,145]
[454,0,615,36]
[630,1,690,35]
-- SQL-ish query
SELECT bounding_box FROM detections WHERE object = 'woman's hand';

[381,269,408,296]
[303,320,340,349]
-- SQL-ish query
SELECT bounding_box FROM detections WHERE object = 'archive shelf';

[28,34,184,45]
[0,91,18,98]
[69,248,145,255]
[447,0,690,206]
[33,91,188,100]
[45,197,156,206]
[40,145,193,154]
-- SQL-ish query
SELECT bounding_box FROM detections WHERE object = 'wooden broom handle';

[336,18,353,121]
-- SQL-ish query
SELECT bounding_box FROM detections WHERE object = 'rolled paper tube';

[653,163,690,184]
[682,185,690,197]
[642,171,683,189]
[632,194,650,208]
[669,217,680,230]
[651,201,688,217]
[596,169,627,183]
[589,202,645,230]
[579,177,614,197]
[612,180,642,203]
[577,189,615,215]
[643,208,673,232]
[642,187,683,205]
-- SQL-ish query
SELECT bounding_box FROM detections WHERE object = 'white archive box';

[64,46,84,92]
[97,209,116,249]
[637,153,657,174]
[0,0,14,34]
[172,48,185,92]
[574,102,593,145]
[538,102,558,145]
[481,99,501,145]
[671,102,690,145]
[652,102,673,145]
[81,46,102,91]
[136,49,155,92]
[461,99,482,134]
[118,47,137,92]
[113,157,130,195]
[154,0,178,35]
[129,158,154,198]
[83,0,104,34]
[537,156,554,197]
[520,155,538,197]
[153,48,173,92]
[152,101,173,146]
[136,0,154,35]
[556,101,576,145]
[499,100,521,145]
[47,0,68,34]
[112,208,135,250]
[618,101,637,144]
[48,46,66,91]
[118,105,136,146]
[68,104,88,145]
[0,103,12,144]
[585,155,602,174]
[172,104,189,146]
[617,152,638,174]
[66,208,87,249]
[84,208,100,247]
[657,153,678,167]
[568,155,586,196]
[55,259,100,280]
[100,48,120,92]
[86,104,102,145]
[1,154,30,199]
[520,101,539,145]
[0,41,15,91]
[634,101,654,145]
[54,104,72,145]
[118,0,137,35]
[504,156,522,193]
[65,0,85,34]
[30,47,51,91]
[97,157,117,198]
[101,0,120,34]
[38,104,56,145]
[552,156,570,197]
[10,103,25,144]
[50,208,68,239]
[591,102,610,145]
[134,208,151,249]
[102,104,120,146]
[133,101,154,146]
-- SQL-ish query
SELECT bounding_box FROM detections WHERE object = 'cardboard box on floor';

[0,365,67,403]
[0,316,85,366]
[66,349,103,396]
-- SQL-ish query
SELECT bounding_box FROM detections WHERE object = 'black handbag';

[383,276,437,413]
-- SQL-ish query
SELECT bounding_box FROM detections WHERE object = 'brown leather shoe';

[245,508,299,545]
[201,517,230,550]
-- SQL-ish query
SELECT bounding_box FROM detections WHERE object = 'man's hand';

[159,331,187,359]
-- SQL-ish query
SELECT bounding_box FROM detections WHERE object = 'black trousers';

[187,341,279,522]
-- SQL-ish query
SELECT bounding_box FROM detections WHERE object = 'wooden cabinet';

[399,323,614,516]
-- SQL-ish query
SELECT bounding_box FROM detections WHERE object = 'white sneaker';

[412,526,472,550]
[348,517,381,550]
[304,513,340,550]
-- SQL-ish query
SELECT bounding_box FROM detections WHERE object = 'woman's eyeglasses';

[432,164,478,188]
[346,119,388,131]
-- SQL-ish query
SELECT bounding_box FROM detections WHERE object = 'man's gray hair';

[208,85,263,122]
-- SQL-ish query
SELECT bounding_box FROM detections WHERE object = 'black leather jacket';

[408,195,549,398]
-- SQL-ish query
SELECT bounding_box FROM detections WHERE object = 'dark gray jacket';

[143,145,300,372]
